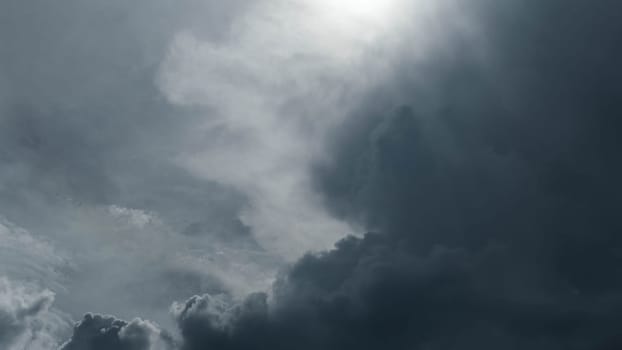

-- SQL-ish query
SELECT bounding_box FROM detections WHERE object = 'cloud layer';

[1,0,622,349]
[171,0,622,349]
[60,314,174,350]
[0,278,72,350]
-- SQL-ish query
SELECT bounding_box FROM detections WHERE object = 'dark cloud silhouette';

[176,235,622,349]
[60,314,175,350]
[3,0,622,348]
[170,0,622,349]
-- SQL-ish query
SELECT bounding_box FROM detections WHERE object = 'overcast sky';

[1,0,621,349]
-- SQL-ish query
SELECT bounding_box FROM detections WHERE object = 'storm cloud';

[172,0,622,349]
[60,314,174,350]
[1,0,621,349]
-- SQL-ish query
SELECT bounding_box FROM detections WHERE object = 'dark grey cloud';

[316,0,622,267]
[168,0,622,349]
[60,314,175,350]
[175,236,622,349]
[3,0,622,349]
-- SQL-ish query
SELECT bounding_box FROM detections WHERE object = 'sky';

[1,0,621,349]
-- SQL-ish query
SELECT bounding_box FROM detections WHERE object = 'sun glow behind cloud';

[314,0,398,24]
[157,0,443,262]
[304,0,401,54]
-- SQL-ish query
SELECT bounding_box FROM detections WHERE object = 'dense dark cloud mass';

[170,0,622,349]
[60,314,174,350]
[2,0,622,349]
[177,237,622,349]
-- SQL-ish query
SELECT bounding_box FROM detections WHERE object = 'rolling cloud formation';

[1,0,621,349]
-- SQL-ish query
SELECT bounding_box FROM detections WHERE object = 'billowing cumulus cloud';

[174,235,622,349]
[168,0,622,349]
[60,314,174,350]
[2,0,622,349]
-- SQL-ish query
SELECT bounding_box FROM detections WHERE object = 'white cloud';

[156,0,457,260]
[108,205,157,229]
[156,0,401,260]
[0,277,72,350]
